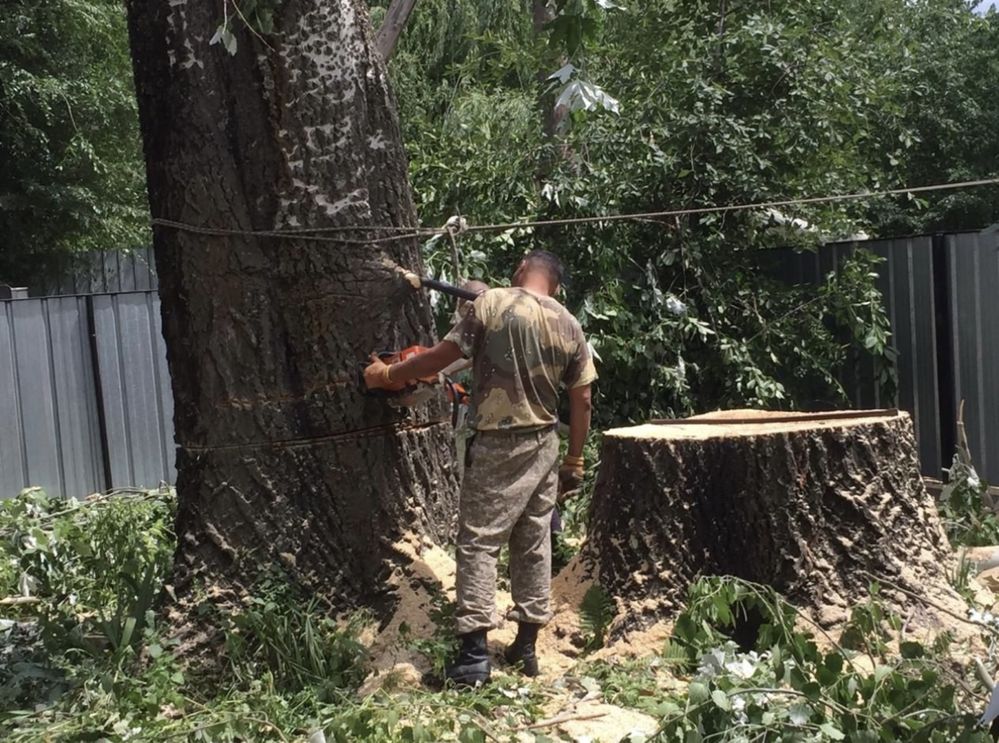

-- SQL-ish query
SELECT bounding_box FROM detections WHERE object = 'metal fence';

[773,230,999,484]
[31,247,158,296]
[946,231,999,484]
[0,291,175,498]
[3,232,996,497]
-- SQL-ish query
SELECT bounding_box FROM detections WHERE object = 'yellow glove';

[363,353,393,390]
[558,455,585,504]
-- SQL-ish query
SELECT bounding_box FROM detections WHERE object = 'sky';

[976,0,998,13]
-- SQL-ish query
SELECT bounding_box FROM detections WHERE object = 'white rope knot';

[444,215,468,236]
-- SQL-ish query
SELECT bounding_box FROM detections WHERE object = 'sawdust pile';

[358,535,683,697]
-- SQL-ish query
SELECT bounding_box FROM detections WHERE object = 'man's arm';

[364,341,464,388]
[567,384,593,459]
[559,384,592,502]
[441,357,473,377]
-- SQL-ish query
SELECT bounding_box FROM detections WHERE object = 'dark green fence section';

[773,230,999,483]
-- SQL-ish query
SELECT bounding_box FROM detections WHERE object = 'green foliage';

[2,488,994,742]
[940,446,999,547]
[217,574,369,698]
[0,487,181,731]
[392,0,938,425]
[0,488,174,661]
[0,0,148,285]
[655,576,988,742]
[869,1,999,233]
[0,488,382,741]
[951,550,977,602]
[579,583,616,652]
[838,582,896,656]
[0,488,550,742]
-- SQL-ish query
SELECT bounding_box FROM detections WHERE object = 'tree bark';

[533,0,567,184]
[375,0,419,61]
[582,409,957,631]
[532,0,573,253]
[125,0,457,606]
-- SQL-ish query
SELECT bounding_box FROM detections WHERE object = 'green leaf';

[819,722,846,740]
[688,681,710,704]
[119,615,137,649]
[710,689,730,711]
[802,681,823,701]
[458,726,486,743]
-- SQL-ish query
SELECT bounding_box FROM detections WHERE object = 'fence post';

[85,295,114,491]
[931,233,957,471]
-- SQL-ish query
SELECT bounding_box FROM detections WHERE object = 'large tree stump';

[583,409,957,630]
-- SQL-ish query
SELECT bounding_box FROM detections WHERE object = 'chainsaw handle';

[418,277,481,302]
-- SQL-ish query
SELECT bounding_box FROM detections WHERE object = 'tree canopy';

[2,0,997,418]
[0,0,147,285]
[377,0,999,421]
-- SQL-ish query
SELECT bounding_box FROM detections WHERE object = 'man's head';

[512,250,565,296]
[457,279,489,316]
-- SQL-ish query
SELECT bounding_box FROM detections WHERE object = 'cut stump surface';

[583,409,958,632]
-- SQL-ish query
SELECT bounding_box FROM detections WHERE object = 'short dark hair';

[523,250,566,288]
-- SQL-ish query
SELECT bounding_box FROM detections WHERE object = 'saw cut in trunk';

[582,409,958,633]
[125,0,458,611]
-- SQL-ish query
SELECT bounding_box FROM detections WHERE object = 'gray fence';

[31,247,158,297]
[4,232,996,498]
[774,230,999,484]
[0,291,175,498]
[947,231,999,484]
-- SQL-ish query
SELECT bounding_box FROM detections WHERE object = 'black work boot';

[504,622,541,677]
[444,629,491,687]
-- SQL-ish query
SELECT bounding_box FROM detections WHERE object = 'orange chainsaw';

[362,346,469,413]
[362,275,478,410]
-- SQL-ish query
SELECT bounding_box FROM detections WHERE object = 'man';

[445,278,571,568]
[364,250,595,686]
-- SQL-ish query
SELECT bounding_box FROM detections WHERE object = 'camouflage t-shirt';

[444,287,597,431]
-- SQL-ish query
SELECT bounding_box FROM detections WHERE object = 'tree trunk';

[533,0,567,185]
[582,409,957,632]
[375,0,419,61]
[125,0,457,606]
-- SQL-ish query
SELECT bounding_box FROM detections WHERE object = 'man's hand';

[558,456,585,504]
[363,353,394,390]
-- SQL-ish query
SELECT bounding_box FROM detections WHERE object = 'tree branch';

[375,0,418,61]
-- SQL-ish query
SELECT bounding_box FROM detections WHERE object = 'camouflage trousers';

[455,427,559,635]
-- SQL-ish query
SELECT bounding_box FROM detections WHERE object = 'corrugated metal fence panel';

[38,248,157,296]
[948,232,999,485]
[1,291,175,499]
[0,303,27,493]
[0,297,105,498]
[771,237,943,477]
[894,237,942,477]
[46,297,106,497]
[92,293,175,489]
[154,304,176,484]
